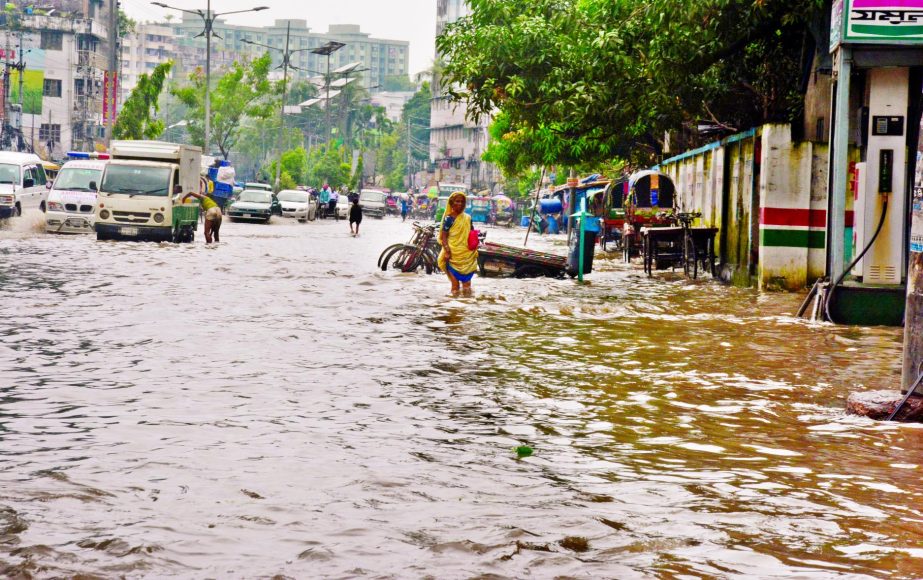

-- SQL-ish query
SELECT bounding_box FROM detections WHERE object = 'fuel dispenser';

[850,68,909,286]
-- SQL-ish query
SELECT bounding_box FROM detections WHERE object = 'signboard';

[838,0,923,45]
[9,48,45,115]
[831,0,845,50]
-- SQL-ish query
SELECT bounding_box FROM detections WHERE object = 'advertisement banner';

[10,48,45,115]
[103,71,110,125]
[844,0,923,43]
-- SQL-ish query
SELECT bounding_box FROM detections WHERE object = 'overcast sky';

[120,0,438,76]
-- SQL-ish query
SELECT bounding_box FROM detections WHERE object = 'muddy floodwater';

[0,211,919,578]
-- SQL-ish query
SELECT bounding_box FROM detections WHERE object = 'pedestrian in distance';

[329,187,340,221]
[318,184,331,219]
[400,195,409,222]
[349,198,363,236]
[184,191,222,244]
[438,191,478,297]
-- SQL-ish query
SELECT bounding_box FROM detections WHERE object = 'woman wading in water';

[438,191,478,296]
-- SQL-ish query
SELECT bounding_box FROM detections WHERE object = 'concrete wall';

[661,124,844,291]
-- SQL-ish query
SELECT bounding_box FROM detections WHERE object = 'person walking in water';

[184,191,222,243]
[349,196,363,236]
[438,191,478,297]
[328,186,340,221]
[400,195,409,222]
[318,184,331,219]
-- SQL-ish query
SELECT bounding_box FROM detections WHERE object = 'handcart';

[477,242,568,278]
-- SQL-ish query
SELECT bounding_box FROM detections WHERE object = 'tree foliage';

[437,0,826,174]
[171,53,275,159]
[306,142,351,188]
[113,62,172,141]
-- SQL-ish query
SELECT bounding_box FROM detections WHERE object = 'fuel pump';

[850,67,909,285]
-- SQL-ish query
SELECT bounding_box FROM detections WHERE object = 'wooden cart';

[477,242,568,278]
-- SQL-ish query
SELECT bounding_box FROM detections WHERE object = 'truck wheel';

[40,201,46,213]
[96,231,110,241]
[14,203,21,217]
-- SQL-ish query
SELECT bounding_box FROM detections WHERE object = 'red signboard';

[102,71,109,125]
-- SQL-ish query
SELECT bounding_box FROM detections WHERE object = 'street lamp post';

[151,1,268,155]
[243,21,314,192]
[310,41,345,144]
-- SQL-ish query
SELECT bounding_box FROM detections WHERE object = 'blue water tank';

[539,198,563,214]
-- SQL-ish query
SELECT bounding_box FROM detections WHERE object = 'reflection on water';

[0,214,919,577]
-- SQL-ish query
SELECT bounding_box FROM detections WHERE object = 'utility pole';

[153,2,268,155]
[406,120,412,191]
[106,0,118,145]
[274,21,291,192]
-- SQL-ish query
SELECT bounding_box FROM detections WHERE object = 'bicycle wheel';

[380,245,406,271]
[684,233,698,279]
[400,248,425,272]
[378,243,404,269]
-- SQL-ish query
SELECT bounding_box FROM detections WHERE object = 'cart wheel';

[514,265,545,279]
[684,234,698,279]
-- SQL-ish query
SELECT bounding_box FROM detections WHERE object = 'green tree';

[306,142,350,188]
[113,62,173,140]
[118,9,137,37]
[171,53,275,159]
[437,0,825,172]
[350,154,364,190]
[403,82,431,162]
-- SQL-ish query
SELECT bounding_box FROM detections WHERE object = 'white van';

[359,189,388,218]
[0,152,50,218]
[45,159,107,234]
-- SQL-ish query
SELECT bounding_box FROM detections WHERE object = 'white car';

[335,195,350,219]
[0,151,51,218]
[277,189,316,222]
[45,159,107,234]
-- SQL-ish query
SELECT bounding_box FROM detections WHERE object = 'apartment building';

[119,22,175,104]
[4,1,112,156]
[429,0,497,190]
[166,16,408,94]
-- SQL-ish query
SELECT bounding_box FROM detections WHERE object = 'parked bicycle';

[378,222,441,274]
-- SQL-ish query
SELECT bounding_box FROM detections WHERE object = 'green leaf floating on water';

[515,446,533,458]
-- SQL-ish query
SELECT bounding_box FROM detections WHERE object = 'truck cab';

[94,141,202,243]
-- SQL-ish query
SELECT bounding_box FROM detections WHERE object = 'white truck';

[94,141,202,243]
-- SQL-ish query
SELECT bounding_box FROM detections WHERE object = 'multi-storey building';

[119,22,175,104]
[166,16,408,94]
[429,0,497,190]
[4,0,112,156]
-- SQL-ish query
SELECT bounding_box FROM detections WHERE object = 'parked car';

[45,159,107,234]
[359,189,388,218]
[228,189,281,223]
[336,194,350,219]
[245,182,273,192]
[0,151,51,218]
[277,189,316,222]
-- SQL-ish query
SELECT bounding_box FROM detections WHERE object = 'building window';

[40,31,63,51]
[42,79,62,97]
[39,124,61,144]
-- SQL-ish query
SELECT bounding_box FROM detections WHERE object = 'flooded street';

[0,212,919,578]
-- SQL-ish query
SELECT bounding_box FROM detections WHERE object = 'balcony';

[20,15,108,39]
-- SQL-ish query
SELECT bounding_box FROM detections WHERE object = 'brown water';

[0,212,918,578]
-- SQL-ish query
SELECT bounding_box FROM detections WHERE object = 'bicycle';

[378,222,441,274]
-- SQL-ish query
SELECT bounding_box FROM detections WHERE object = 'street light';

[151,1,268,155]
[242,21,314,192]
[310,41,345,142]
